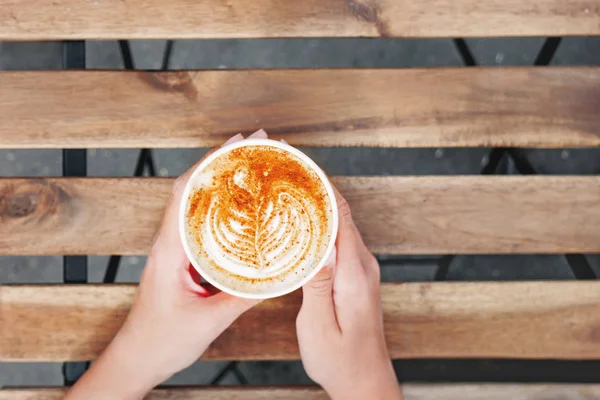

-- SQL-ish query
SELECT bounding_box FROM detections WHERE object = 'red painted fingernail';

[187,264,211,297]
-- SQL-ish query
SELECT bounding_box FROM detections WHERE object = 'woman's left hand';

[65,131,265,399]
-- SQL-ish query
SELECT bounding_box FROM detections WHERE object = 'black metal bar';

[162,40,174,70]
[133,149,147,176]
[377,257,441,267]
[452,39,477,66]
[118,40,135,70]
[507,150,537,175]
[62,148,87,176]
[63,41,86,70]
[62,362,90,386]
[210,361,238,384]
[534,37,562,66]
[103,255,122,284]
[566,254,597,280]
[433,255,455,281]
[231,365,249,385]
[133,148,157,177]
[143,148,157,176]
[62,40,89,387]
[481,148,508,175]
[63,255,87,283]
[394,359,600,383]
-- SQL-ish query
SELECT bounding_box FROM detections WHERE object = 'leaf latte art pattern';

[186,146,332,287]
[205,177,313,278]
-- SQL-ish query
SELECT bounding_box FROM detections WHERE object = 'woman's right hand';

[296,186,402,400]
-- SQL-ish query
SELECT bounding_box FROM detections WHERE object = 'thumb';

[300,246,339,331]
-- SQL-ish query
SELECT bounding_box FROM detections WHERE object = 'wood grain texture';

[1,0,600,39]
[1,68,600,149]
[4,282,600,361]
[4,385,600,400]
[1,176,600,255]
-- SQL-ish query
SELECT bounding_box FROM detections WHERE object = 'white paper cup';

[179,138,339,299]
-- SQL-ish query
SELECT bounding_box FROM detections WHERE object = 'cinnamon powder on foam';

[187,146,331,285]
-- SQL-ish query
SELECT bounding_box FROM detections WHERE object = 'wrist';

[66,331,164,400]
[105,326,171,390]
[326,362,401,400]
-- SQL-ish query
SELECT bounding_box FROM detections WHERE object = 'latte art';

[203,176,313,278]
[185,144,334,294]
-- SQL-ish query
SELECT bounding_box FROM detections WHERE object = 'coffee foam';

[183,143,334,297]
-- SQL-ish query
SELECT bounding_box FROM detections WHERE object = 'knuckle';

[306,277,333,297]
[371,265,381,282]
[367,252,378,266]
[305,267,334,297]
[367,255,381,280]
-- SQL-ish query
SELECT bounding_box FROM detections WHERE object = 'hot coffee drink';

[180,139,337,298]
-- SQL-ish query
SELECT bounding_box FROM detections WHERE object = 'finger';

[172,133,244,205]
[222,133,245,146]
[248,129,268,139]
[203,291,260,330]
[300,246,340,332]
[331,184,363,272]
[329,183,379,328]
[331,183,362,239]
[333,200,366,293]
[330,183,378,276]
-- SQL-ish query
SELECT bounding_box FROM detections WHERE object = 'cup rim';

[178,138,339,299]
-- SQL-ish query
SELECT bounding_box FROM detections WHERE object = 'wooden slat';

[4,282,600,361]
[1,68,599,149]
[4,385,600,400]
[1,0,599,39]
[1,176,600,255]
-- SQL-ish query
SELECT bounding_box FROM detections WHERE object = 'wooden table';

[1,0,600,398]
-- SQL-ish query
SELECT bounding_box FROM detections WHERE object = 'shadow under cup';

[179,138,339,299]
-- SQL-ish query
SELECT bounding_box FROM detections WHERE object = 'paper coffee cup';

[179,138,339,299]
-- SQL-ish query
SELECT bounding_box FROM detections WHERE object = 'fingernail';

[222,133,244,146]
[248,129,268,139]
[186,264,211,297]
